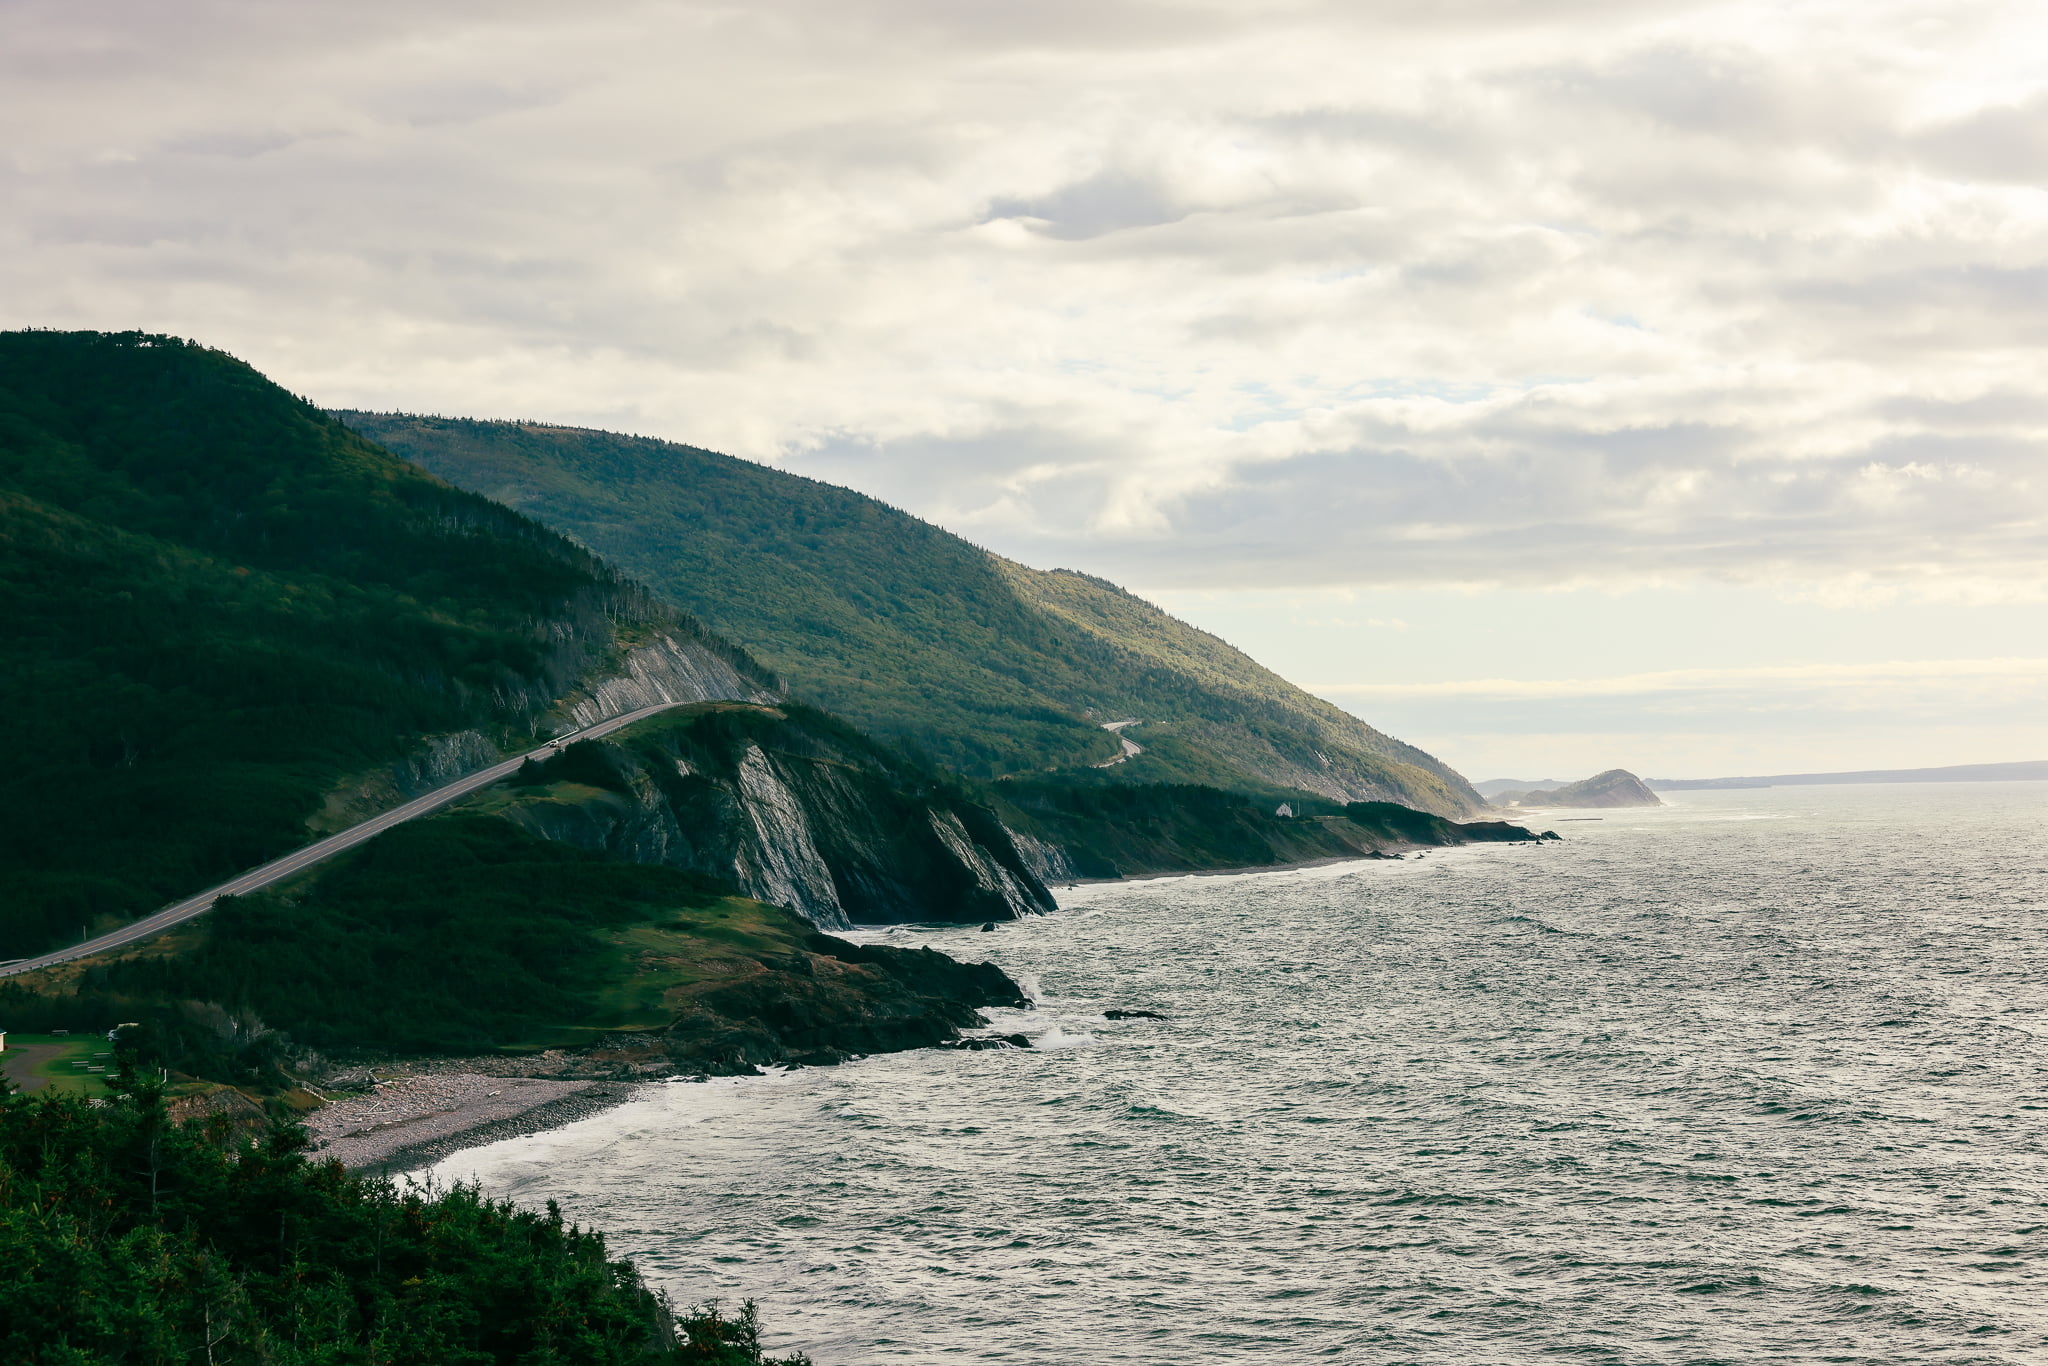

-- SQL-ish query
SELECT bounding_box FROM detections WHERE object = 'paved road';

[1092,718,1145,768]
[0,700,698,979]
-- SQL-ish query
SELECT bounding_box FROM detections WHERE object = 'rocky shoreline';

[307,1070,650,1173]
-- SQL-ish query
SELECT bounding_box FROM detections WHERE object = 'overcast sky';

[8,0,2046,778]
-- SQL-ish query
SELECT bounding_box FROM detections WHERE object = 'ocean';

[429,783,2048,1364]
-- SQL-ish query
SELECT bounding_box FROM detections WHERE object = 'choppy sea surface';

[431,783,2048,1364]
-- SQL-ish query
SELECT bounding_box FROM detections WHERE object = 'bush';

[0,1074,810,1364]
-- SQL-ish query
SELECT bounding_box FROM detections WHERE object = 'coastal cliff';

[475,703,1053,928]
[986,782,1555,881]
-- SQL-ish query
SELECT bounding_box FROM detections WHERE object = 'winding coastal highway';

[0,700,699,979]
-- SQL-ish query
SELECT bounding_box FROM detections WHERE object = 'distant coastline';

[1649,759,2048,790]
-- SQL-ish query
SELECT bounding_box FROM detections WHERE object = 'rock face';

[1492,769,1662,808]
[316,629,776,830]
[556,633,776,732]
[494,703,1054,929]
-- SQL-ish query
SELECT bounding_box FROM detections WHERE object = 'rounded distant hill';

[1491,769,1662,808]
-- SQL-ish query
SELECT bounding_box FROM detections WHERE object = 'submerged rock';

[951,1034,1032,1051]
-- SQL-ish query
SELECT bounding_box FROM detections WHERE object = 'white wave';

[1030,1026,1097,1050]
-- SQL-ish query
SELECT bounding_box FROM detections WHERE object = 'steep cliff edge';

[309,630,777,834]
[471,703,1053,928]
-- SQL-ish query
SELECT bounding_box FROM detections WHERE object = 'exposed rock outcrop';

[1005,828,1081,883]
[392,729,502,797]
[491,703,1055,929]
[556,633,775,732]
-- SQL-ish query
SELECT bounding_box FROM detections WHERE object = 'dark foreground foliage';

[0,1078,809,1365]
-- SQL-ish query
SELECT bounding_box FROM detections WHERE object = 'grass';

[1,1032,116,1097]
[547,896,808,1047]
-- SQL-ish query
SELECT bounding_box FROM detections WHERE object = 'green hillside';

[335,415,1481,815]
[0,331,758,959]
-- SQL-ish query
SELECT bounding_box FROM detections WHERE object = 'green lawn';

[1,1032,116,1097]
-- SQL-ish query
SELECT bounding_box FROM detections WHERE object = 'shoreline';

[307,1072,651,1175]
[1057,837,1542,889]
[1062,851,1388,887]
[322,839,1553,1171]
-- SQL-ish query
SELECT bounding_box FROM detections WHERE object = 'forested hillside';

[0,330,1030,1087]
[335,414,1482,815]
[0,331,763,960]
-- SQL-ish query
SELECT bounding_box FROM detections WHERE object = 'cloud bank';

[4,0,2045,596]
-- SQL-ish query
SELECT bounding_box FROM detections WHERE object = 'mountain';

[1649,759,2048,790]
[0,331,749,958]
[1474,777,1572,799]
[1491,769,1662,808]
[332,414,1483,816]
[0,331,1029,1066]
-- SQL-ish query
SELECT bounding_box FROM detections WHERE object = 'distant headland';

[1481,769,1662,809]
[1648,760,2048,790]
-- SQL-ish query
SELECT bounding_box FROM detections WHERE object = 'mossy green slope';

[335,414,1482,814]
[0,332,753,960]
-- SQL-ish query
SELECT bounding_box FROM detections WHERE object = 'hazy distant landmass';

[1649,760,2048,790]
[1489,769,1662,808]
[1474,777,1572,799]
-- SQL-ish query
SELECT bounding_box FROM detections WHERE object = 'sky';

[6,0,2046,780]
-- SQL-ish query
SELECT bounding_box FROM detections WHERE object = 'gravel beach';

[307,1073,646,1173]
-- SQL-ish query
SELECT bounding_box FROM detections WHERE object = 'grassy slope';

[994,563,1478,814]
[0,332,743,959]
[334,414,1482,815]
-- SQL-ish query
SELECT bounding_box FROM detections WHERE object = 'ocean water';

[430,784,2048,1364]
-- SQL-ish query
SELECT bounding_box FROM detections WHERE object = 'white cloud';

[1312,656,2048,703]
[3,0,2047,601]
